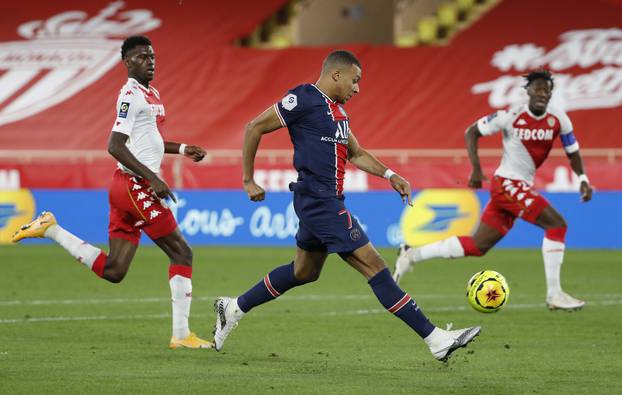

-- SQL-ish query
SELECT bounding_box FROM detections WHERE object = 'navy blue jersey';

[274,84,350,196]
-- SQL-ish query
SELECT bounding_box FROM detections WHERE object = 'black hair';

[121,35,152,60]
[322,50,361,72]
[523,68,554,89]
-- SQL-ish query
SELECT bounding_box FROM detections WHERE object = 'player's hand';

[468,168,488,189]
[183,145,206,162]
[244,179,265,202]
[148,176,177,203]
[580,181,593,202]
[389,174,413,206]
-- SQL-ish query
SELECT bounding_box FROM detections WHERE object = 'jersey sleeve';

[111,91,141,136]
[557,110,579,154]
[274,88,306,127]
[476,110,513,136]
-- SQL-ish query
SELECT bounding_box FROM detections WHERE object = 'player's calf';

[12,211,110,279]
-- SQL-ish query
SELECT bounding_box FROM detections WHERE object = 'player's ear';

[331,70,340,82]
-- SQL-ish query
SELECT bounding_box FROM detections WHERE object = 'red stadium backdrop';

[0,0,620,190]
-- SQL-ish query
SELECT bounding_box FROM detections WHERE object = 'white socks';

[542,237,564,297]
[410,236,465,262]
[423,327,445,347]
[229,298,246,320]
[169,274,192,340]
[43,224,102,270]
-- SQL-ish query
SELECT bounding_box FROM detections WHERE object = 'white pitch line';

[2,293,622,307]
[0,313,171,324]
[1,299,620,325]
[0,295,376,306]
[323,299,622,316]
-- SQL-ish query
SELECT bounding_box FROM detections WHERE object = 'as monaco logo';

[472,28,622,112]
[0,1,160,126]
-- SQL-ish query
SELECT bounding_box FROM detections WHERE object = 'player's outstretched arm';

[567,151,593,202]
[242,106,284,202]
[465,123,487,189]
[164,142,206,162]
[108,132,176,202]
[347,131,412,205]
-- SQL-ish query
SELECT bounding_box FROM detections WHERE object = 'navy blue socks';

[237,262,303,313]
[368,268,435,338]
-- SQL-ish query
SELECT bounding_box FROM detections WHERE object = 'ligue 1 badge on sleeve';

[282,94,298,111]
[547,116,555,127]
[119,102,131,118]
[0,1,161,127]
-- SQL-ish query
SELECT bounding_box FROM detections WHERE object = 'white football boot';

[213,297,244,351]
[393,244,414,284]
[424,326,481,362]
[546,291,585,311]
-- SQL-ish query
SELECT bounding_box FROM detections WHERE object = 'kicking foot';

[392,244,413,284]
[12,211,57,243]
[169,332,214,349]
[547,291,585,311]
[425,326,481,362]
[213,297,244,352]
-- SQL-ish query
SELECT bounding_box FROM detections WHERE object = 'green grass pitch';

[0,245,621,394]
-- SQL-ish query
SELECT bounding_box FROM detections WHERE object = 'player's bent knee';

[553,217,567,229]
[105,268,127,283]
[101,257,129,283]
[294,267,321,283]
[478,245,491,256]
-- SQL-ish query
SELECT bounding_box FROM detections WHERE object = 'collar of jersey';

[525,104,547,120]
[128,78,151,94]
[311,84,335,103]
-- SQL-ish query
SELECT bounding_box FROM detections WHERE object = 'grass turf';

[0,245,620,394]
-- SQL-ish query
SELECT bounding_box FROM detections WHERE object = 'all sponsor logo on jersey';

[335,120,349,139]
[514,128,554,141]
[0,1,161,126]
[400,189,480,247]
[321,120,350,144]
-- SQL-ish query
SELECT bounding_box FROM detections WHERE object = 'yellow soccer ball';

[466,270,509,313]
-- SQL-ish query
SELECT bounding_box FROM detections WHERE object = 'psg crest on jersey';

[0,2,161,127]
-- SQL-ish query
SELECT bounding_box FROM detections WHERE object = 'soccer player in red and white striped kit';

[13,36,212,348]
[393,69,593,311]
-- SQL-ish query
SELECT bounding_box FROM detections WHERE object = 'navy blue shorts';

[293,192,369,254]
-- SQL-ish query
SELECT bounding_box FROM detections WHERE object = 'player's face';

[124,45,155,84]
[336,64,361,104]
[527,78,552,114]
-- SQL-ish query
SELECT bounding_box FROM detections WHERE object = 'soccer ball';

[466,270,509,313]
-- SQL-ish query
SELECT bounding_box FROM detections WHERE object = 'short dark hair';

[523,68,554,89]
[121,35,152,59]
[322,50,361,72]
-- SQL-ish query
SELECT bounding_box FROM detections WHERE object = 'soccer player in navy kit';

[213,51,480,361]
